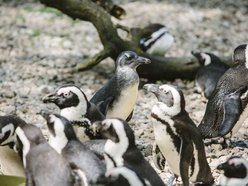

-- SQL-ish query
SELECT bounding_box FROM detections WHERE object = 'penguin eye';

[63,92,71,98]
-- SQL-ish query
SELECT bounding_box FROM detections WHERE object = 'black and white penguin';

[0,115,27,149]
[217,156,248,186]
[143,83,214,186]
[198,44,248,142]
[93,118,166,186]
[42,84,105,142]
[90,51,151,121]
[15,123,74,186]
[191,51,229,99]
[96,166,152,186]
[139,24,174,57]
[44,113,106,184]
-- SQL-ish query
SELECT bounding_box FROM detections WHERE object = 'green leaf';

[0,175,25,186]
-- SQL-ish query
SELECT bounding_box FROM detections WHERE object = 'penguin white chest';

[107,83,138,120]
[152,118,180,175]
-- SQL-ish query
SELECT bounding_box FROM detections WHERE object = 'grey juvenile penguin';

[198,44,248,144]
[44,113,106,185]
[94,118,166,186]
[192,51,229,99]
[143,83,214,186]
[15,123,74,186]
[90,51,151,121]
[217,156,248,186]
[43,84,105,142]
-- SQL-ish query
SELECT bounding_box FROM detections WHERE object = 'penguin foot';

[204,138,224,146]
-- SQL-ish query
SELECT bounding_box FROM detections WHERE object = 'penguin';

[139,23,174,57]
[91,0,126,20]
[90,51,151,121]
[93,118,166,186]
[143,83,214,186]
[44,113,106,184]
[198,44,248,142]
[42,84,105,142]
[15,123,74,186]
[191,51,229,99]
[96,166,152,186]
[217,156,248,186]
[0,115,27,149]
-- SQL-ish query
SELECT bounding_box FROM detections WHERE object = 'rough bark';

[39,0,232,80]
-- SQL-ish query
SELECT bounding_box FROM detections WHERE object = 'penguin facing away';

[15,123,74,186]
[143,83,214,186]
[217,156,248,186]
[198,44,248,141]
[0,115,27,149]
[90,51,151,121]
[44,113,106,184]
[191,51,229,99]
[42,84,105,142]
[93,118,166,186]
[139,23,174,57]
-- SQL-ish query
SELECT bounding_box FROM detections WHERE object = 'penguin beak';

[92,121,103,134]
[143,84,160,95]
[217,162,228,171]
[42,92,59,103]
[136,56,151,65]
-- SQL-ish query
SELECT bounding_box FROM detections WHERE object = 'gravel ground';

[0,0,248,185]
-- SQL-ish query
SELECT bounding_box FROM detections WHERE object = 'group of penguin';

[1,26,248,186]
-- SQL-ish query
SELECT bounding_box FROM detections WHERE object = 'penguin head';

[191,51,223,66]
[217,156,248,179]
[144,83,185,114]
[42,84,89,121]
[116,51,151,70]
[0,122,16,147]
[233,44,248,67]
[15,124,46,167]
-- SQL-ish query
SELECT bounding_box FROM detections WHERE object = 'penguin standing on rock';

[44,113,106,185]
[42,84,105,142]
[0,115,27,148]
[217,156,248,186]
[93,118,166,186]
[139,23,174,57]
[90,51,151,121]
[191,51,229,99]
[143,83,214,186]
[198,44,248,144]
[15,123,74,186]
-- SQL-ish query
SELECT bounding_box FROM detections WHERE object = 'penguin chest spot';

[107,84,138,119]
[153,121,180,175]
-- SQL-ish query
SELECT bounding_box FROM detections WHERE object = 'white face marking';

[200,53,211,66]
[104,119,129,170]
[143,27,169,47]
[245,45,248,69]
[74,169,88,186]
[58,86,88,121]
[152,84,181,117]
[106,167,151,186]
[15,127,30,168]
[48,115,68,154]
[0,123,15,145]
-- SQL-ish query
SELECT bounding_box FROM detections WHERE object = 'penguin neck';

[152,101,181,118]
[48,130,68,154]
[104,137,129,170]
[60,104,87,122]
[116,67,139,87]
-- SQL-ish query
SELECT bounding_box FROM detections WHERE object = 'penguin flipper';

[219,86,247,136]
[126,110,133,122]
[96,96,114,116]
[152,142,166,171]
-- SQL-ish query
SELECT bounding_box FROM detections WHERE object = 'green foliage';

[0,175,25,186]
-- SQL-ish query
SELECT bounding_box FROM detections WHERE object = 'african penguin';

[15,123,74,186]
[191,51,229,99]
[198,44,248,143]
[0,115,27,149]
[42,84,105,142]
[143,83,214,186]
[93,118,166,186]
[217,156,248,186]
[90,51,151,121]
[96,166,152,186]
[44,113,106,184]
[139,23,174,57]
